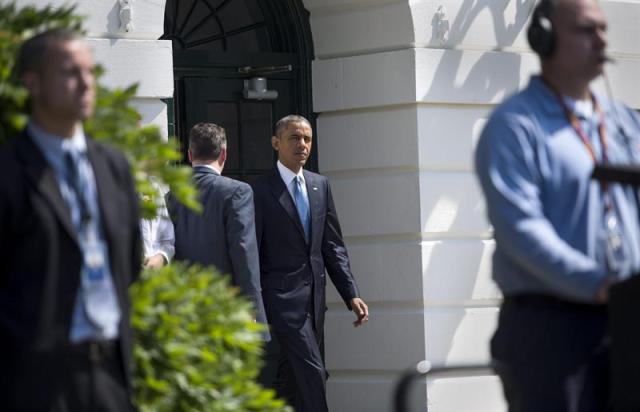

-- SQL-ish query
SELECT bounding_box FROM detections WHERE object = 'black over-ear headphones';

[527,0,556,58]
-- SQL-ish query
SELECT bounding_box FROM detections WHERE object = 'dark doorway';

[161,0,316,390]
[162,0,317,180]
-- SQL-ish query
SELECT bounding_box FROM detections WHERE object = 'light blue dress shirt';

[277,161,311,238]
[29,122,121,341]
[277,160,309,201]
[475,76,640,302]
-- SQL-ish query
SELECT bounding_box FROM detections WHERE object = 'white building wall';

[15,0,173,139]
[307,0,640,411]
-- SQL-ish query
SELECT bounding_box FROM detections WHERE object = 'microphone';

[600,55,616,64]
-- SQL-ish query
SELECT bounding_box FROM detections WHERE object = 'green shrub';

[84,80,200,219]
[0,1,199,219]
[0,2,82,144]
[132,264,289,412]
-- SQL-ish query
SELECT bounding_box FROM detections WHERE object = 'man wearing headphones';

[475,0,640,409]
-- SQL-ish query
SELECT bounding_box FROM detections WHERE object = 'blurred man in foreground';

[475,0,640,409]
[0,29,141,411]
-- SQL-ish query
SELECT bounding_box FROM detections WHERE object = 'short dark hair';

[189,122,227,161]
[274,115,312,137]
[16,28,81,78]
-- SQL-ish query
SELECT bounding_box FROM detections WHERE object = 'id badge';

[84,227,105,282]
[604,210,626,273]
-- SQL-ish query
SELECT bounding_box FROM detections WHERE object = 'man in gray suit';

[167,123,267,326]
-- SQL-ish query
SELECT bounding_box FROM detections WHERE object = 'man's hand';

[144,253,167,270]
[350,297,369,327]
[595,278,612,304]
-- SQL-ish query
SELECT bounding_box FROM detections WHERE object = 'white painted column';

[308,0,521,410]
[308,0,640,411]
[307,1,433,410]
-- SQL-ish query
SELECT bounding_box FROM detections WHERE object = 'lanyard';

[552,91,608,165]
[544,81,614,212]
[541,79,607,164]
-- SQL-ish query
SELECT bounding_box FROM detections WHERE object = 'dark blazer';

[0,131,141,408]
[167,165,267,326]
[252,168,360,334]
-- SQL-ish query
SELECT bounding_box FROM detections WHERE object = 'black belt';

[504,294,606,314]
[65,339,119,364]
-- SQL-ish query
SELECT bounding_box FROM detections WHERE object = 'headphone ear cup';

[527,9,556,57]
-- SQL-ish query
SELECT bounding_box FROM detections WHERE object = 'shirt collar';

[531,75,611,118]
[28,121,87,171]
[563,95,594,120]
[277,160,305,187]
[194,164,221,174]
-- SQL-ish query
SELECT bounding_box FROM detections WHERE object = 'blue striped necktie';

[65,150,121,337]
[293,176,310,241]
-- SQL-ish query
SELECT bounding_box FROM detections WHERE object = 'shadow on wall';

[442,0,535,48]
[106,1,122,34]
[420,192,496,366]
[418,0,534,382]
[421,238,498,358]
[424,0,536,104]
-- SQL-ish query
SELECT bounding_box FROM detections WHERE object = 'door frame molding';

[162,0,317,171]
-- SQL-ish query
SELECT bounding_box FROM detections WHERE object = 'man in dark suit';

[252,115,369,412]
[0,29,141,411]
[167,122,267,326]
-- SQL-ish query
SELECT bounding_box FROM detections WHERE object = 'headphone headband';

[527,0,556,58]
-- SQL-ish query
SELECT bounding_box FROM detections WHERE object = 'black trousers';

[492,295,609,412]
[10,340,135,412]
[274,315,329,412]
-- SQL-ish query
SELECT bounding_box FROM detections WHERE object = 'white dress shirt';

[277,160,308,202]
[141,183,175,263]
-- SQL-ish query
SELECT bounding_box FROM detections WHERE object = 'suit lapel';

[268,169,307,242]
[304,171,322,248]
[16,133,79,245]
[86,140,119,259]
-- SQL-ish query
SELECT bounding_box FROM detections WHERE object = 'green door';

[163,0,317,176]
[183,73,294,182]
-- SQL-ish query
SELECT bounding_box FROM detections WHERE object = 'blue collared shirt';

[475,76,640,302]
[29,122,121,341]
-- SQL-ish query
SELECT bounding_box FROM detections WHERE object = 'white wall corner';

[89,38,173,99]
[14,0,167,39]
[306,0,415,59]
[313,49,418,112]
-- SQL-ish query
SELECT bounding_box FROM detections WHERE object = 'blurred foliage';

[84,80,200,218]
[0,3,289,412]
[132,264,289,412]
[0,1,199,218]
[0,2,82,144]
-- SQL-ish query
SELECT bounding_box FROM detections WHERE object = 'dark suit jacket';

[0,131,141,408]
[167,165,267,326]
[252,168,360,334]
